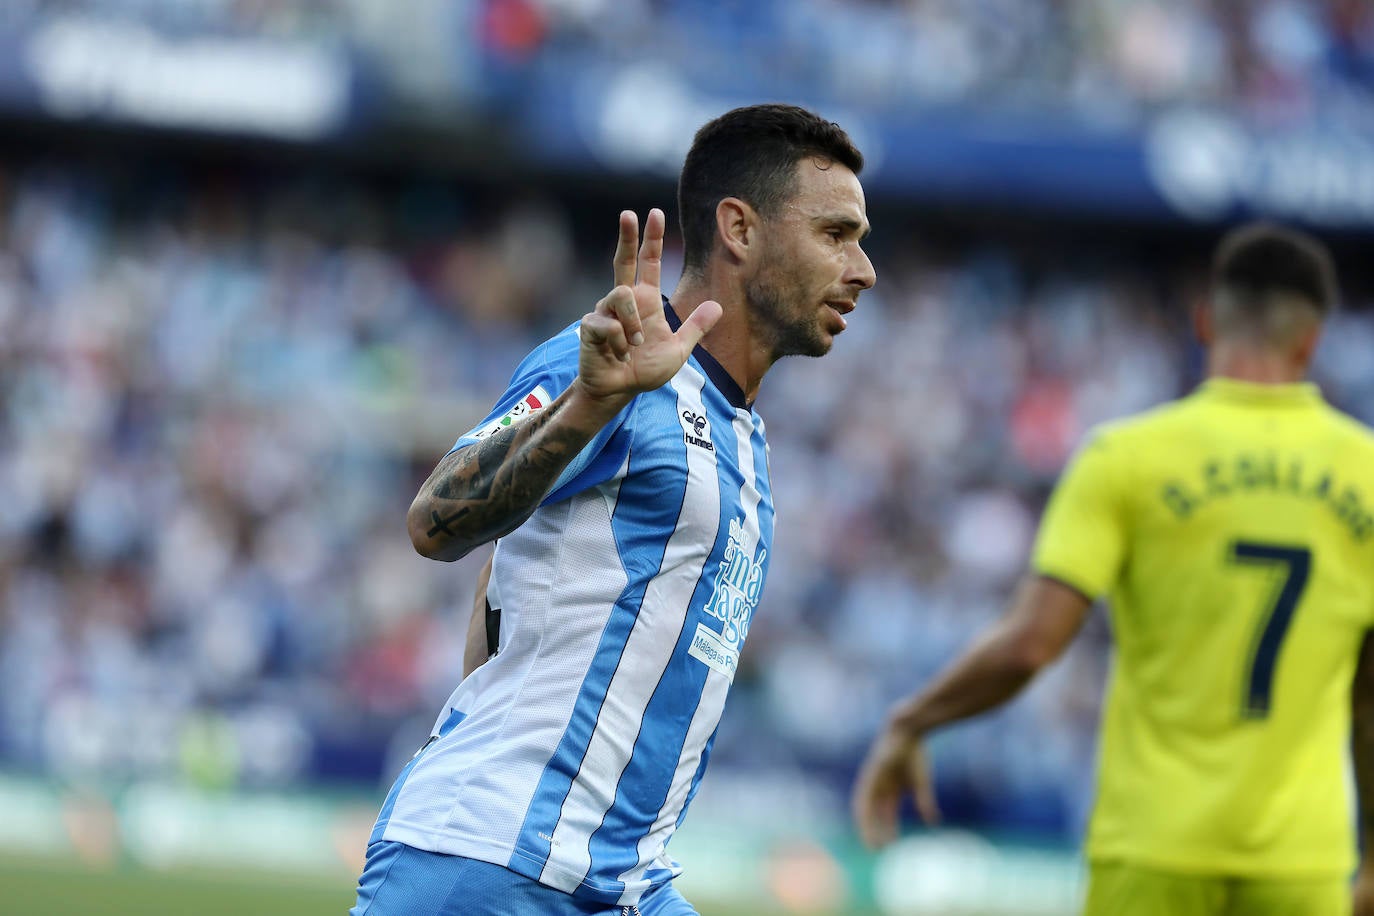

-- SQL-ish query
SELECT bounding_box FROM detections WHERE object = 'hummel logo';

[681,410,714,452]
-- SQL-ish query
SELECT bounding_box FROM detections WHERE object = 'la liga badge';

[473,385,552,439]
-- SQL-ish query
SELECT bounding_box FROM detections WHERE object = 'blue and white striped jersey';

[372,302,775,907]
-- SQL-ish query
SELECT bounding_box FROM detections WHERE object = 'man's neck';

[670,275,772,404]
[1206,341,1307,385]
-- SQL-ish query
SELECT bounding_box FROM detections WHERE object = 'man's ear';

[1292,317,1322,369]
[1192,297,1214,348]
[715,197,758,266]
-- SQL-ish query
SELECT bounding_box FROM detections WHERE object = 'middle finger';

[613,210,639,289]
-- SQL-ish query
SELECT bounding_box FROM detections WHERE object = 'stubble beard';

[746,273,832,361]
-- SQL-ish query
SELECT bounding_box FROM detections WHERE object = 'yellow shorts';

[1084,861,1349,916]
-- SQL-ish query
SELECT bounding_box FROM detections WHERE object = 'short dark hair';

[1211,221,1339,320]
[677,104,864,273]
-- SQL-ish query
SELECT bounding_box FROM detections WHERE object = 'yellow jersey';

[1033,377,1374,878]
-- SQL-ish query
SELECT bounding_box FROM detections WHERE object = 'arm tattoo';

[426,507,468,538]
[417,397,588,554]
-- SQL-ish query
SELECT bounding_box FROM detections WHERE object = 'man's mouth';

[825,300,855,330]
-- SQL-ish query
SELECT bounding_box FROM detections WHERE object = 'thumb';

[674,300,722,350]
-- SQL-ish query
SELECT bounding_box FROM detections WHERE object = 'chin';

[797,335,834,359]
[772,315,836,359]
[807,321,840,355]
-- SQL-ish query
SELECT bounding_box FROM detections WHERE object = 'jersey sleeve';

[448,323,633,503]
[1032,427,1130,601]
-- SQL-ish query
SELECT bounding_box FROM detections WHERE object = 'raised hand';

[407,212,722,564]
[851,724,941,849]
[577,209,722,402]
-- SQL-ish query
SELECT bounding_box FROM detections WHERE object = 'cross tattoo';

[428,509,467,538]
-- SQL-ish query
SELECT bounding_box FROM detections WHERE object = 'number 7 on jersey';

[1227,541,1312,719]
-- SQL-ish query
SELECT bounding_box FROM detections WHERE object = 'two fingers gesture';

[578,209,722,401]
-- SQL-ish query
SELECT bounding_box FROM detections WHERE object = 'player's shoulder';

[1078,399,1190,454]
[535,320,584,364]
[505,321,582,381]
[1315,400,1374,467]
[1318,399,1374,443]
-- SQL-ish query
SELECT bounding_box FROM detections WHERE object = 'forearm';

[1355,715,1374,856]
[408,384,628,561]
[888,575,1090,739]
[889,623,1040,739]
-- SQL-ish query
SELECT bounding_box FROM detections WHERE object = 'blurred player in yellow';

[852,222,1374,916]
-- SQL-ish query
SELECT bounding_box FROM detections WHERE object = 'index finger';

[613,210,639,289]
[854,785,899,849]
[637,208,665,292]
[913,779,941,826]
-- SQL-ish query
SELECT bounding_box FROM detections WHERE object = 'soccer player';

[352,104,876,916]
[851,222,1374,916]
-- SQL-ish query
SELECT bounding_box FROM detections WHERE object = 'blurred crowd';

[488,0,1374,127]
[0,0,356,39]
[3,160,1373,840]
[7,1,1373,128]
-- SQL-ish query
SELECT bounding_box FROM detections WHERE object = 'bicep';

[451,352,630,504]
[449,332,578,454]
[1000,574,1095,671]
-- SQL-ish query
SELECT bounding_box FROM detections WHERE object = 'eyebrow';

[826,215,871,240]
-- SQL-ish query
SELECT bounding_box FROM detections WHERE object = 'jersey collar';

[1197,377,1322,406]
[662,296,749,410]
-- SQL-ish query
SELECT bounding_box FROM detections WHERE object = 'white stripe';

[388,485,630,857]
[484,540,504,623]
[539,367,722,892]
[599,455,628,520]
[619,405,764,891]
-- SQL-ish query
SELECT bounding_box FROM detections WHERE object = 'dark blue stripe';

[588,380,757,885]
[544,422,631,505]
[675,732,716,830]
[511,384,690,883]
[368,709,466,844]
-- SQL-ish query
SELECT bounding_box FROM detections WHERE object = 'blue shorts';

[351,840,699,916]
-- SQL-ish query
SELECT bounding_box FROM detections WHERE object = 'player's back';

[1042,378,1374,877]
